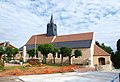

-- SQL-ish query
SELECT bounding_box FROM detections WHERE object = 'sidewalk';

[19,71,119,82]
[0,76,23,82]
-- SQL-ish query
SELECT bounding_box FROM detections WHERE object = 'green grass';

[46,63,69,66]
[2,66,26,71]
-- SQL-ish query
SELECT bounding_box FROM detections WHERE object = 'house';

[0,41,16,48]
[0,42,21,59]
[19,15,111,68]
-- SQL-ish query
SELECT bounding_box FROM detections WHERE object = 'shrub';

[27,59,40,66]
[0,60,4,69]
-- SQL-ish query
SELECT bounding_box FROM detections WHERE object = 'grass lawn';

[46,63,69,66]
[3,66,26,71]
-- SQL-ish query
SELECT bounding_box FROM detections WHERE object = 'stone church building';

[19,15,111,68]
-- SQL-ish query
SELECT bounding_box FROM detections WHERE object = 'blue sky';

[0,0,120,50]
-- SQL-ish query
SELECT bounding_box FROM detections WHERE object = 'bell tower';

[47,14,57,36]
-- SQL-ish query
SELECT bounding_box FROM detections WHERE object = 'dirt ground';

[0,63,95,82]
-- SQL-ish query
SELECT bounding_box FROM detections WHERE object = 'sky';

[0,0,120,51]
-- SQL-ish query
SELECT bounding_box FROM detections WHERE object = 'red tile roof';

[26,34,54,44]
[0,42,16,48]
[94,44,110,56]
[54,32,93,42]
[26,32,93,45]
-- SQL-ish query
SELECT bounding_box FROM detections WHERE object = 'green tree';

[68,49,82,65]
[117,39,120,51]
[51,48,58,64]
[111,39,120,68]
[27,49,37,59]
[60,47,71,65]
[74,49,82,57]
[112,51,120,68]
[0,47,5,68]
[12,48,19,60]
[0,47,5,59]
[5,47,13,61]
[37,44,54,64]
[95,41,101,47]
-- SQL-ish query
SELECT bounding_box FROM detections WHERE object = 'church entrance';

[98,57,105,65]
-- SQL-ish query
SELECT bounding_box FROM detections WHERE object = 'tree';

[112,51,120,68]
[51,48,58,64]
[5,47,13,61]
[117,39,120,51]
[74,49,82,57]
[12,48,19,60]
[0,47,5,68]
[0,47,5,59]
[60,47,71,65]
[68,49,82,65]
[27,49,37,59]
[111,39,120,68]
[95,41,101,47]
[37,44,54,64]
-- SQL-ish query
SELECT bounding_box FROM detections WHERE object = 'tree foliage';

[12,48,19,59]
[74,49,82,57]
[111,39,120,68]
[111,51,120,68]
[5,47,13,61]
[60,47,72,65]
[68,49,82,65]
[117,39,120,51]
[37,44,54,64]
[27,49,37,58]
[0,47,5,59]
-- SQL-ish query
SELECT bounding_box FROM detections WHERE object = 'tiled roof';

[94,44,110,56]
[54,32,93,42]
[26,32,93,45]
[20,32,94,50]
[26,34,54,44]
[53,40,92,48]
[0,42,16,48]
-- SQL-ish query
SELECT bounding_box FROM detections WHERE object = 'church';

[19,15,111,68]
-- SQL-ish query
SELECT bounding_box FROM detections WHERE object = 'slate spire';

[50,14,54,24]
[47,14,57,36]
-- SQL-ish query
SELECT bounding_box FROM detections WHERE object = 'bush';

[27,59,40,66]
[0,60,4,69]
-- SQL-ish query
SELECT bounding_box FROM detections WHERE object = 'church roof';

[94,44,110,56]
[54,32,93,42]
[19,32,93,50]
[53,40,92,49]
[27,34,54,44]
[27,32,93,44]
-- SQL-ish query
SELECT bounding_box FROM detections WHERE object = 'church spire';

[50,14,54,24]
[47,14,57,36]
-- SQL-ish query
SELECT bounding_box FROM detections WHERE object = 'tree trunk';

[53,56,55,64]
[43,55,46,64]
[61,55,63,66]
[69,56,71,65]
[61,56,63,66]
[0,55,2,60]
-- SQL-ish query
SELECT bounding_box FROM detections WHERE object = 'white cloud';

[0,0,120,51]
